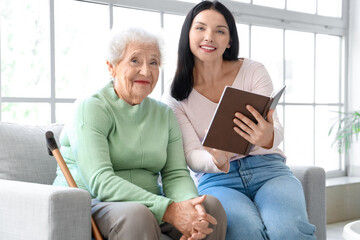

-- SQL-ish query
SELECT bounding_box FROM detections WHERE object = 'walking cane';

[46,131,103,240]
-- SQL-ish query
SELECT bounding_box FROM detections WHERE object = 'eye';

[217,30,225,34]
[150,61,158,66]
[131,58,139,64]
[196,26,205,31]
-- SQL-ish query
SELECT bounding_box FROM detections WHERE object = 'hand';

[204,147,235,172]
[233,105,274,149]
[180,195,217,240]
[162,195,217,239]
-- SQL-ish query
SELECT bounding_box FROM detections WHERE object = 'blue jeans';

[198,154,316,240]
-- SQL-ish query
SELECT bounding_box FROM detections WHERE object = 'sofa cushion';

[0,122,63,185]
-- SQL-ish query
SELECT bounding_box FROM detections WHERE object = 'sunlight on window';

[287,0,316,14]
[0,0,50,98]
[315,34,341,104]
[315,106,341,171]
[163,14,186,94]
[56,103,75,124]
[284,105,314,166]
[237,24,250,59]
[1,103,50,125]
[318,0,342,18]
[285,30,314,103]
[253,0,285,9]
[251,26,283,90]
[54,0,109,100]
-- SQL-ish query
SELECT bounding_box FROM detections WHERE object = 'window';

[0,0,347,176]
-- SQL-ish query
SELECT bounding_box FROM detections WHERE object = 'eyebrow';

[193,21,228,29]
[129,51,160,60]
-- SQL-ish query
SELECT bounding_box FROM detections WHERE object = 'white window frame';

[0,0,349,177]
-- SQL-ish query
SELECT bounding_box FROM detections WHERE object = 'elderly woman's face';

[108,42,160,105]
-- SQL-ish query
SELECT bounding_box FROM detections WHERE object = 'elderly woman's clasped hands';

[163,195,217,240]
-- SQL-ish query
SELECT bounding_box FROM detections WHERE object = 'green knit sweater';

[53,81,198,223]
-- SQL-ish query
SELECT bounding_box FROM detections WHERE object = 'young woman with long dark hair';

[162,1,316,239]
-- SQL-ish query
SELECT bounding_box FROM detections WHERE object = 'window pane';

[113,7,161,34]
[2,103,50,125]
[1,0,50,98]
[287,0,316,14]
[251,26,283,90]
[163,14,186,94]
[113,7,162,99]
[237,24,249,58]
[55,0,109,99]
[232,0,251,3]
[56,103,75,124]
[315,34,341,103]
[253,0,285,9]
[284,106,314,166]
[285,30,314,103]
[318,0,342,18]
[315,106,341,171]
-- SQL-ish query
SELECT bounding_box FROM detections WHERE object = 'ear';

[227,39,232,49]
[107,61,115,77]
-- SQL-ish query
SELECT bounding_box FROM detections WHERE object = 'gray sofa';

[0,122,326,239]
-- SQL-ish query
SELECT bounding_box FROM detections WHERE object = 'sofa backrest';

[0,122,63,185]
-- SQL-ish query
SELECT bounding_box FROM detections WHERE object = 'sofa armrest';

[0,179,92,240]
[289,165,326,240]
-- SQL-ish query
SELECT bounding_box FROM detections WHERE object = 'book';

[202,85,286,155]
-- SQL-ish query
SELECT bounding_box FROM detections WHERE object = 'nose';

[139,63,151,77]
[204,30,214,43]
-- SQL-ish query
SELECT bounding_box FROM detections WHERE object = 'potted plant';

[329,110,360,153]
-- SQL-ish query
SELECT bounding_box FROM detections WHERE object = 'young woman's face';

[189,9,231,63]
[108,42,160,105]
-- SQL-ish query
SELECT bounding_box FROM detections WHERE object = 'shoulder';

[73,87,113,127]
[146,97,174,116]
[242,58,267,71]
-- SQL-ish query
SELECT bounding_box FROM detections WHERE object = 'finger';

[192,220,209,229]
[234,112,256,130]
[190,195,206,206]
[245,105,264,122]
[202,213,217,225]
[192,222,213,234]
[194,203,206,216]
[180,235,187,240]
[233,126,252,142]
[190,231,207,239]
[267,109,274,124]
[233,117,254,134]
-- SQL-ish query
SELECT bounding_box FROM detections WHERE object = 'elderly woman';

[52,27,226,240]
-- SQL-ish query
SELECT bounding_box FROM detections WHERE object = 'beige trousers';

[91,195,227,240]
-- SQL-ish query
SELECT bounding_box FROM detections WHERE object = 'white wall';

[348,0,360,176]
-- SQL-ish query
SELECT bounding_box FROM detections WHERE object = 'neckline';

[191,58,246,104]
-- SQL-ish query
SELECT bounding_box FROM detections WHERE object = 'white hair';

[106,27,164,67]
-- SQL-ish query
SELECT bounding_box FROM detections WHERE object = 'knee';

[227,220,266,240]
[110,203,160,239]
[267,217,316,240]
[202,195,227,240]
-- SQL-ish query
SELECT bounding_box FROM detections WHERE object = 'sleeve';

[161,92,224,174]
[160,110,199,201]
[248,62,284,149]
[68,98,172,224]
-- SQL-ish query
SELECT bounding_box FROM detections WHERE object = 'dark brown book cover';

[202,85,286,155]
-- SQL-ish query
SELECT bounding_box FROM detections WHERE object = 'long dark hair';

[171,1,239,101]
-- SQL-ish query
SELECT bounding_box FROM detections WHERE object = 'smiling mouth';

[200,45,216,51]
[134,80,150,84]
